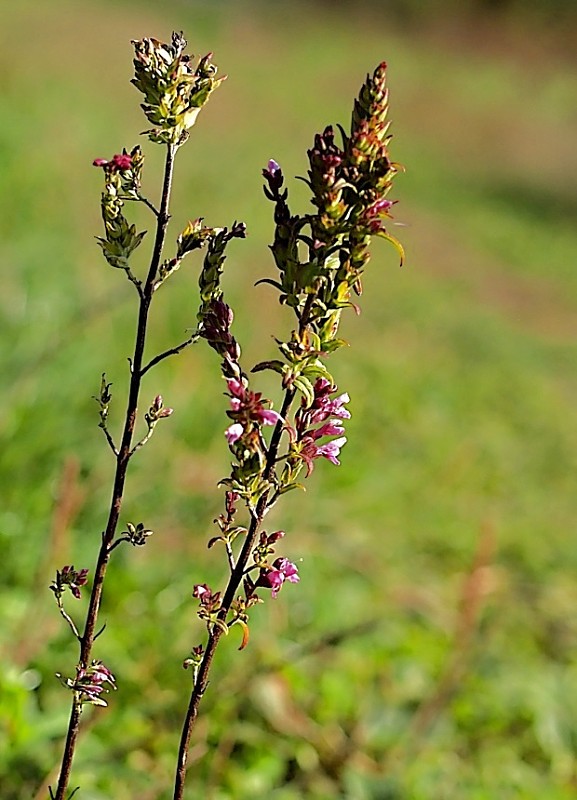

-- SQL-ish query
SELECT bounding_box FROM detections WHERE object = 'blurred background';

[2,0,577,797]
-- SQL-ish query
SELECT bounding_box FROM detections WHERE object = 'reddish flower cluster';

[74,660,116,706]
[224,378,282,447]
[192,583,222,614]
[146,394,174,423]
[199,298,240,364]
[257,557,300,599]
[292,378,350,476]
[92,152,133,172]
[51,565,89,600]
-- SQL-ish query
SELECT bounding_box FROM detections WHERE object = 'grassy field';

[2,1,577,798]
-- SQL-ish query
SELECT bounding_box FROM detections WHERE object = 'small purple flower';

[262,158,284,199]
[259,409,282,426]
[149,394,173,420]
[225,379,281,434]
[90,661,115,685]
[192,583,221,614]
[92,152,133,173]
[365,198,396,218]
[316,436,347,466]
[231,221,247,239]
[275,558,299,583]
[200,299,240,362]
[266,158,281,176]
[227,378,244,400]
[74,660,116,706]
[312,419,346,440]
[225,422,244,445]
[52,565,89,600]
[225,490,239,515]
[307,379,351,424]
[112,153,133,170]
[265,569,284,597]
[263,557,300,599]
[291,380,351,475]
[325,392,351,419]
[299,433,347,475]
[193,583,212,600]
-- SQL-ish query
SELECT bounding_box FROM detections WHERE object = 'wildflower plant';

[49,30,403,800]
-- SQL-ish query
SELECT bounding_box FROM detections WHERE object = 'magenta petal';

[316,436,347,465]
[111,153,133,170]
[313,419,345,439]
[225,423,244,445]
[260,409,282,426]
[227,378,244,397]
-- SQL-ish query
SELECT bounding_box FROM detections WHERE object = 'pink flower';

[225,379,282,430]
[310,390,350,423]
[54,565,89,599]
[265,569,284,597]
[193,583,212,599]
[92,153,133,172]
[312,419,345,440]
[326,392,351,419]
[316,436,347,466]
[263,558,300,598]
[225,423,244,445]
[75,660,116,705]
[259,409,282,426]
[365,198,396,218]
[275,558,299,584]
[90,661,115,685]
[305,379,351,425]
[227,378,245,398]
[265,158,281,176]
[111,153,133,170]
[192,584,221,613]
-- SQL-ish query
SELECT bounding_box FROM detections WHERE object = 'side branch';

[140,331,199,377]
[99,425,119,456]
[53,142,178,800]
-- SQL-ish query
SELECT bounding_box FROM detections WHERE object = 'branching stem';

[140,331,199,377]
[53,143,177,800]
[56,598,82,642]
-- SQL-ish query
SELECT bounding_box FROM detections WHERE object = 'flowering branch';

[173,60,403,799]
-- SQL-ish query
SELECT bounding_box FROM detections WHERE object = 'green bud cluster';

[131,32,225,145]
[197,224,246,309]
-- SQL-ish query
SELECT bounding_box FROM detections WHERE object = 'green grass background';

[2,1,577,798]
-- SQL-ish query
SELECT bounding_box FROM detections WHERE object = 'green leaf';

[293,375,315,406]
[377,229,405,266]
[251,360,285,374]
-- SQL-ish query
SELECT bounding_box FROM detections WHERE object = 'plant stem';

[53,143,177,800]
[172,387,296,800]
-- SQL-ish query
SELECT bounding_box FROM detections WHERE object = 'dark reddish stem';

[53,143,177,800]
